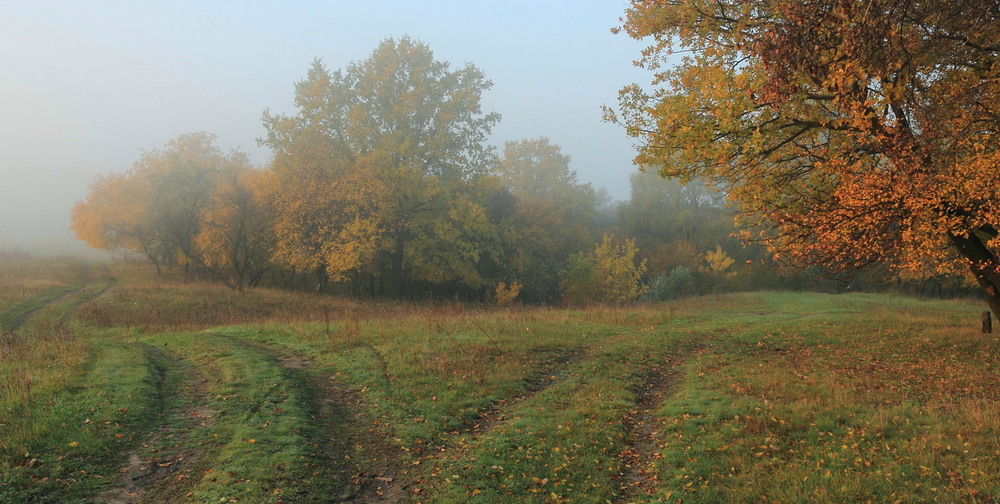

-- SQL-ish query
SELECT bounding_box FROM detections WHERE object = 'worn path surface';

[95,344,215,504]
[614,355,684,503]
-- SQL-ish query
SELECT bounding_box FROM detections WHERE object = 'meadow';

[1,254,996,503]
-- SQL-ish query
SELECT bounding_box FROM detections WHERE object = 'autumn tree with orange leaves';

[610,0,1000,318]
[72,132,268,288]
[195,167,274,290]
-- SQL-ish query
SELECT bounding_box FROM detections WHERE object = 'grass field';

[1,255,997,503]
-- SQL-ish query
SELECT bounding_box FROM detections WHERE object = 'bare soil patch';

[614,355,684,503]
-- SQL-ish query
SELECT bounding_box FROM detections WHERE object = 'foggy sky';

[0,1,650,254]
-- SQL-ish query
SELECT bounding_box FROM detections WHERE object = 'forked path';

[219,336,406,503]
[3,279,111,333]
[466,347,586,438]
[614,355,684,503]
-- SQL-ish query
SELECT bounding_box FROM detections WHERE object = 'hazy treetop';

[0,1,647,253]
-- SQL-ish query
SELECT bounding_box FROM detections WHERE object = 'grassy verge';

[0,338,171,503]
[1,279,116,451]
[640,294,999,503]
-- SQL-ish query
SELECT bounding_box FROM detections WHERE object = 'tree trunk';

[982,312,992,334]
[314,267,329,293]
[140,240,162,276]
[388,240,406,298]
[248,269,265,288]
[948,231,1000,323]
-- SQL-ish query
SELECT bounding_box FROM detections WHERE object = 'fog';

[0,1,649,254]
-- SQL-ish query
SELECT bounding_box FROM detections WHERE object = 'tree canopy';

[70,33,984,305]
[611,0,1000,316]
[494,138,602,302]
[71,132,266,289]
[261,36,501,296]
[71,39,631,302]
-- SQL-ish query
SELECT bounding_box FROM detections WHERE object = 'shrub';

[562,235,648,305]
[642,265,696,302]
[494,282,523,305]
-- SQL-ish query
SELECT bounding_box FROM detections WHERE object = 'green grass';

[0,339,168,502]
[135,330,356,502]
[1,259,997,503]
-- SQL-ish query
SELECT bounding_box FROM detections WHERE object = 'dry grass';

[2,257,997,503]
[74,263,508,332]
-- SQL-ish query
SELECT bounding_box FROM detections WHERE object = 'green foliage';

[261,36,501,297]
[642,265,696,302]
[616,172,756,276]
[493,139,602,302]
[498,137,599,220]
[560,253,601,305]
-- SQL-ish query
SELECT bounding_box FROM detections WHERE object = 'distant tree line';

[72,36,978,304]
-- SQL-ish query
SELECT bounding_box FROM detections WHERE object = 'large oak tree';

[610,0,1000,316]
[261,37,500,296]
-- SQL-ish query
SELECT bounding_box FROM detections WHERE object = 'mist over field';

[2,1,999,500]
[0,1,647,254]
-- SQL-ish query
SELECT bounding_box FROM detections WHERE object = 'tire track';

[463,347,586,439]
[356,343,591,503]
[96,344,216,504]
[372,345,589,503]
[215,335,395,503]
[54,279,116,327]
[2,286,85,333]
[614,355,684,503]
[1,279,114,359]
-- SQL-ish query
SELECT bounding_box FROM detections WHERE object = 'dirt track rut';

[614,355,684,503]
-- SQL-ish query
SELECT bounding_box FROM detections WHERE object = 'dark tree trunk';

[314,267,329,293]
[248,269,265,288]
[948,231,1000,324]
[982,312,992,334]
[139,240,162,276]
[388,240,406,298]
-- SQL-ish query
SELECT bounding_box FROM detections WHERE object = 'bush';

[494,282,523,305]
[642,265,696,302]
[560,254,601,305]
[562,235,647,305]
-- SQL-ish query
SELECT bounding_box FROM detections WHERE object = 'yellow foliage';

[495,282,522,305]
[268,153,395,282]
[71,172,150,254]
[564,235,647,305]
[701,245,737,279]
